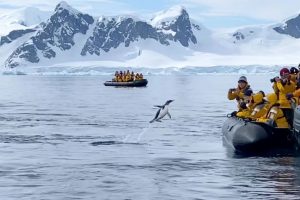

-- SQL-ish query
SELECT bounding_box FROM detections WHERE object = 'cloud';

[1,0,300,29]
[181,0,300,21]
[0,0,120,12]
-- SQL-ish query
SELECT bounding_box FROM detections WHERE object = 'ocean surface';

[0,74,300,200]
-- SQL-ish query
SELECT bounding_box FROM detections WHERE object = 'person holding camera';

[272,68,296,127]
[272,68,296,108]
[287,64,300,104]
[227,76,252,105]
[231,89,253,117]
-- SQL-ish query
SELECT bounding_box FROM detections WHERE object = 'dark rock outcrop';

[0,29,36,46]
[273,14,300,38]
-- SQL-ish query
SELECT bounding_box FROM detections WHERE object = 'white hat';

[238,76,247,83]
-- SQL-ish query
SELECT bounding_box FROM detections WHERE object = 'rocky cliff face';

[273,14,300,38]
[4,2,198,68]
[5,1,94,67]
[0,29,36,46]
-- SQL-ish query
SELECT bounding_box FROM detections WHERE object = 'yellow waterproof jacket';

[250,103,268,119]
[116,75,122,82]
[257,104,289,128]
[290,74,298,83]
[245,92,267,119]
[293,89,300,97]
[227,85,251,102]
[236,109,251,118]
[273,80,296,108]
[125,74,131,82]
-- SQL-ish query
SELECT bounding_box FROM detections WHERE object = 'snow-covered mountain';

[0,7,50,36]
[224,12,300,59]
[2,1,300,71]
[2,1,213,68]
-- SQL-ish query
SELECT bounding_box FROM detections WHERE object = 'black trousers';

[282,108,294,128]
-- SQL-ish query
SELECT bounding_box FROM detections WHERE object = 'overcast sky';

[1,0,300,29]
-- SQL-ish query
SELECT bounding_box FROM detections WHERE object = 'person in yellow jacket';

[235,91,266,119]
[118,71,123,82]
[286,89,300,105]
[248,91,268,120]
[139,73,144,80]
[227,76,253,105]
[112,71,119,82]
[272,68,296,127]
[135,73,140,80]
[233,90,253,118]
[272,68,296,108]
[289,67,299,83]
[130,71,135,81]
[256,93,289,128]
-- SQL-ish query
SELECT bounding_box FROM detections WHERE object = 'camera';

[239,102,247,109]
[270,76,279,83]
[229,88,236,92]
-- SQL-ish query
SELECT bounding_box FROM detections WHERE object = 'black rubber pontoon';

[222,116,293,152]
[104,79,148,87]
[293,106,300,147]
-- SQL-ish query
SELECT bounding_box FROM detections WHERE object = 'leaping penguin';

[150,100,174,123]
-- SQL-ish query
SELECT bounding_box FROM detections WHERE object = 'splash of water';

[137,123,152,142]
[122,134,131,143]
[122,123,152,143]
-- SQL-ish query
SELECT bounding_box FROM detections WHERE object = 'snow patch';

[0,7,50,36]
[150,5,186,27]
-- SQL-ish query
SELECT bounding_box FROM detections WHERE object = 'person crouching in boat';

[124,70,130,82]
[135,73,140,80]
[234,89,253,118]
[112,71,119,82]
[235,91,267,119]
[247,91,268,120]
[130,71,135,81]
[228,76,253,106]
[117,71,123,82]
[256,93,289,128]
[272,68,296,127]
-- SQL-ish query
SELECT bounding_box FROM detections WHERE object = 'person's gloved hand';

[286,93,294,100]
[230,111,237,117]
[228,88,236,93]
[275,77,281,82]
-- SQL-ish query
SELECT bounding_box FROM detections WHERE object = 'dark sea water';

[0,74,300,200]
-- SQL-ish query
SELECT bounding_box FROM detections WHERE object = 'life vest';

[275,80,296,108]
[250,102,267,119]
[266,104,289,128]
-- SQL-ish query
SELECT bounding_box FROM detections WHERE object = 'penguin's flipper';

[153,105,163,108]
[167,112,171,119]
